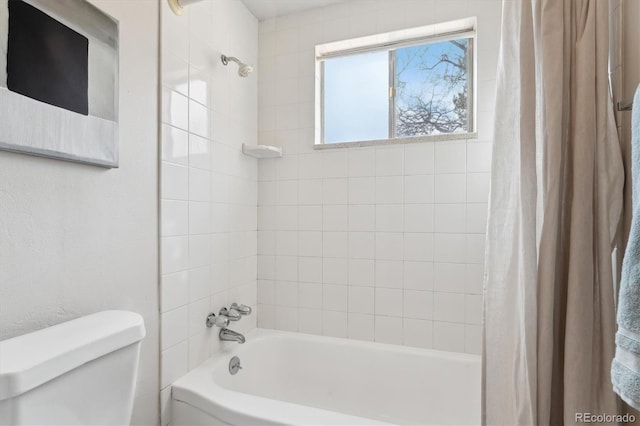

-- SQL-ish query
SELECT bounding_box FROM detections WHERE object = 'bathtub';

[171,329,480,425]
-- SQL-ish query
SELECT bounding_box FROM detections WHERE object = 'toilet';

[0,310,146,425]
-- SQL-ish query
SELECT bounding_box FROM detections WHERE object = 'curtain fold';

[483,1,624,425]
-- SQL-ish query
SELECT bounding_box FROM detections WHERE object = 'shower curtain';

[483,1,624,425]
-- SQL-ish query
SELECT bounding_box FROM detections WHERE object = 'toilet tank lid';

[0,310,146,401]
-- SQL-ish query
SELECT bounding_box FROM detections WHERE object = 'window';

[316,22,475,146]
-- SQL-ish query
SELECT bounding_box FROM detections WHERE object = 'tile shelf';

[241,143,283,159]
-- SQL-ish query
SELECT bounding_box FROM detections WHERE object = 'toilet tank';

[0,311,146,425]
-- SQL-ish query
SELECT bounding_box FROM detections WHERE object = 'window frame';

[316,24,477,148]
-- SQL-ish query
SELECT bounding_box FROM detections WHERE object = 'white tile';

[433,322,465,352]
[323,178,348,204]
[160,386,172,426]
[258,280,275,305]
[348,286,375,314]
[188,297,210,336]
[275,206,298,230]
[433,292,465,323]
[258,181,276,206]
[298,179,323,205]
[323,257,348,285]
[323,232,348,258]
[276,180,298,205]
[375,315,403,344]
[434,233,466,263]
[275,231,297,256]
[375,232,403,260]
[161,200,188,236]
[162,51,189,97]
[434,141,466,173]
[404,142,434,175]
[299,282,322,309]
[323,311,348,338]
[189,134,211,170]
[349,177,376,204]
[404,204,434,232]
[162,89,189,130]
[465,324,482,354]
[465,294,483,325]
[188,331,210,370]
[403,261,433,291]
[467,173,491,203]
[275,306,298,332]
[348,148,376,177]
[322,151,349,178]
[189,100,209,138]
[189,168,211,202]
[258,206,276,230]
[298,206,322,230]
[348,313,374,341]
[349,259,375,287]
[299,257,323,283]
[161,341,188,388]
[276,281,298,307]
[298,308,322,334]
[189,235,211,269]
[349,232,375,259]
[404,290,433,320]
[403,233,434,262]
[161,271,189,313]
[323,284,348,311]
[434,262,467,293]
[323,205,348,231]
[258,159,276,182]
[275,256,297,281]
[466,234,486,264]
[298,154,324,179]
[375,260,403,289]
[466,203,488,233]
[189,202,211,235]
[376,146,404,176]
[403,318,433,349]
[376,204,404,232]
[465,264,484,294]
[349,205,375,231]
[188,266,211,302]
[404,175,434,204]
[434,204,466,233]
[376,176,403,204]
[276,155,299,180]
[375,288,403,317]
[161,306,188,350]
[161,163,188,200]
[467,142,492,172]
[162,125,188,165]
[258,304,275,329]
[434,174,466,203]
[161,236,189,274]
[298,231,322,256]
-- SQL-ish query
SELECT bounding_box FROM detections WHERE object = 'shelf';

[242,144,283,159]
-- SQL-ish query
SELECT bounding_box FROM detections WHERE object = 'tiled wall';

[159,0,258,423]
[256,0,501,354]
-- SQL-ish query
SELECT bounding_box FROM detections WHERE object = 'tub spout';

[219,328,245,344]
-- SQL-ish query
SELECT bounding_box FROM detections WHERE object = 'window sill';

[313,132,478,150]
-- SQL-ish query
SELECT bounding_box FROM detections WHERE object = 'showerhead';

[221,54,254,77]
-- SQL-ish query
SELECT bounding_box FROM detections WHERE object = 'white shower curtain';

[483,1,624,425]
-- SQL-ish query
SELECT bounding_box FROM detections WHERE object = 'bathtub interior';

[202,331,481,425]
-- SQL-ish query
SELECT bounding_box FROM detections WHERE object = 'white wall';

[158,0,258,424]
[0,1,159,424]
[256,0,501,354]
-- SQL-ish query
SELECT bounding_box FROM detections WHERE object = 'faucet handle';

[231,303,252,315]
[219,307,242,321]
[206,312,229,328]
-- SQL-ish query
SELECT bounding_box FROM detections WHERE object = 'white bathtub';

[171,329,480,425]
